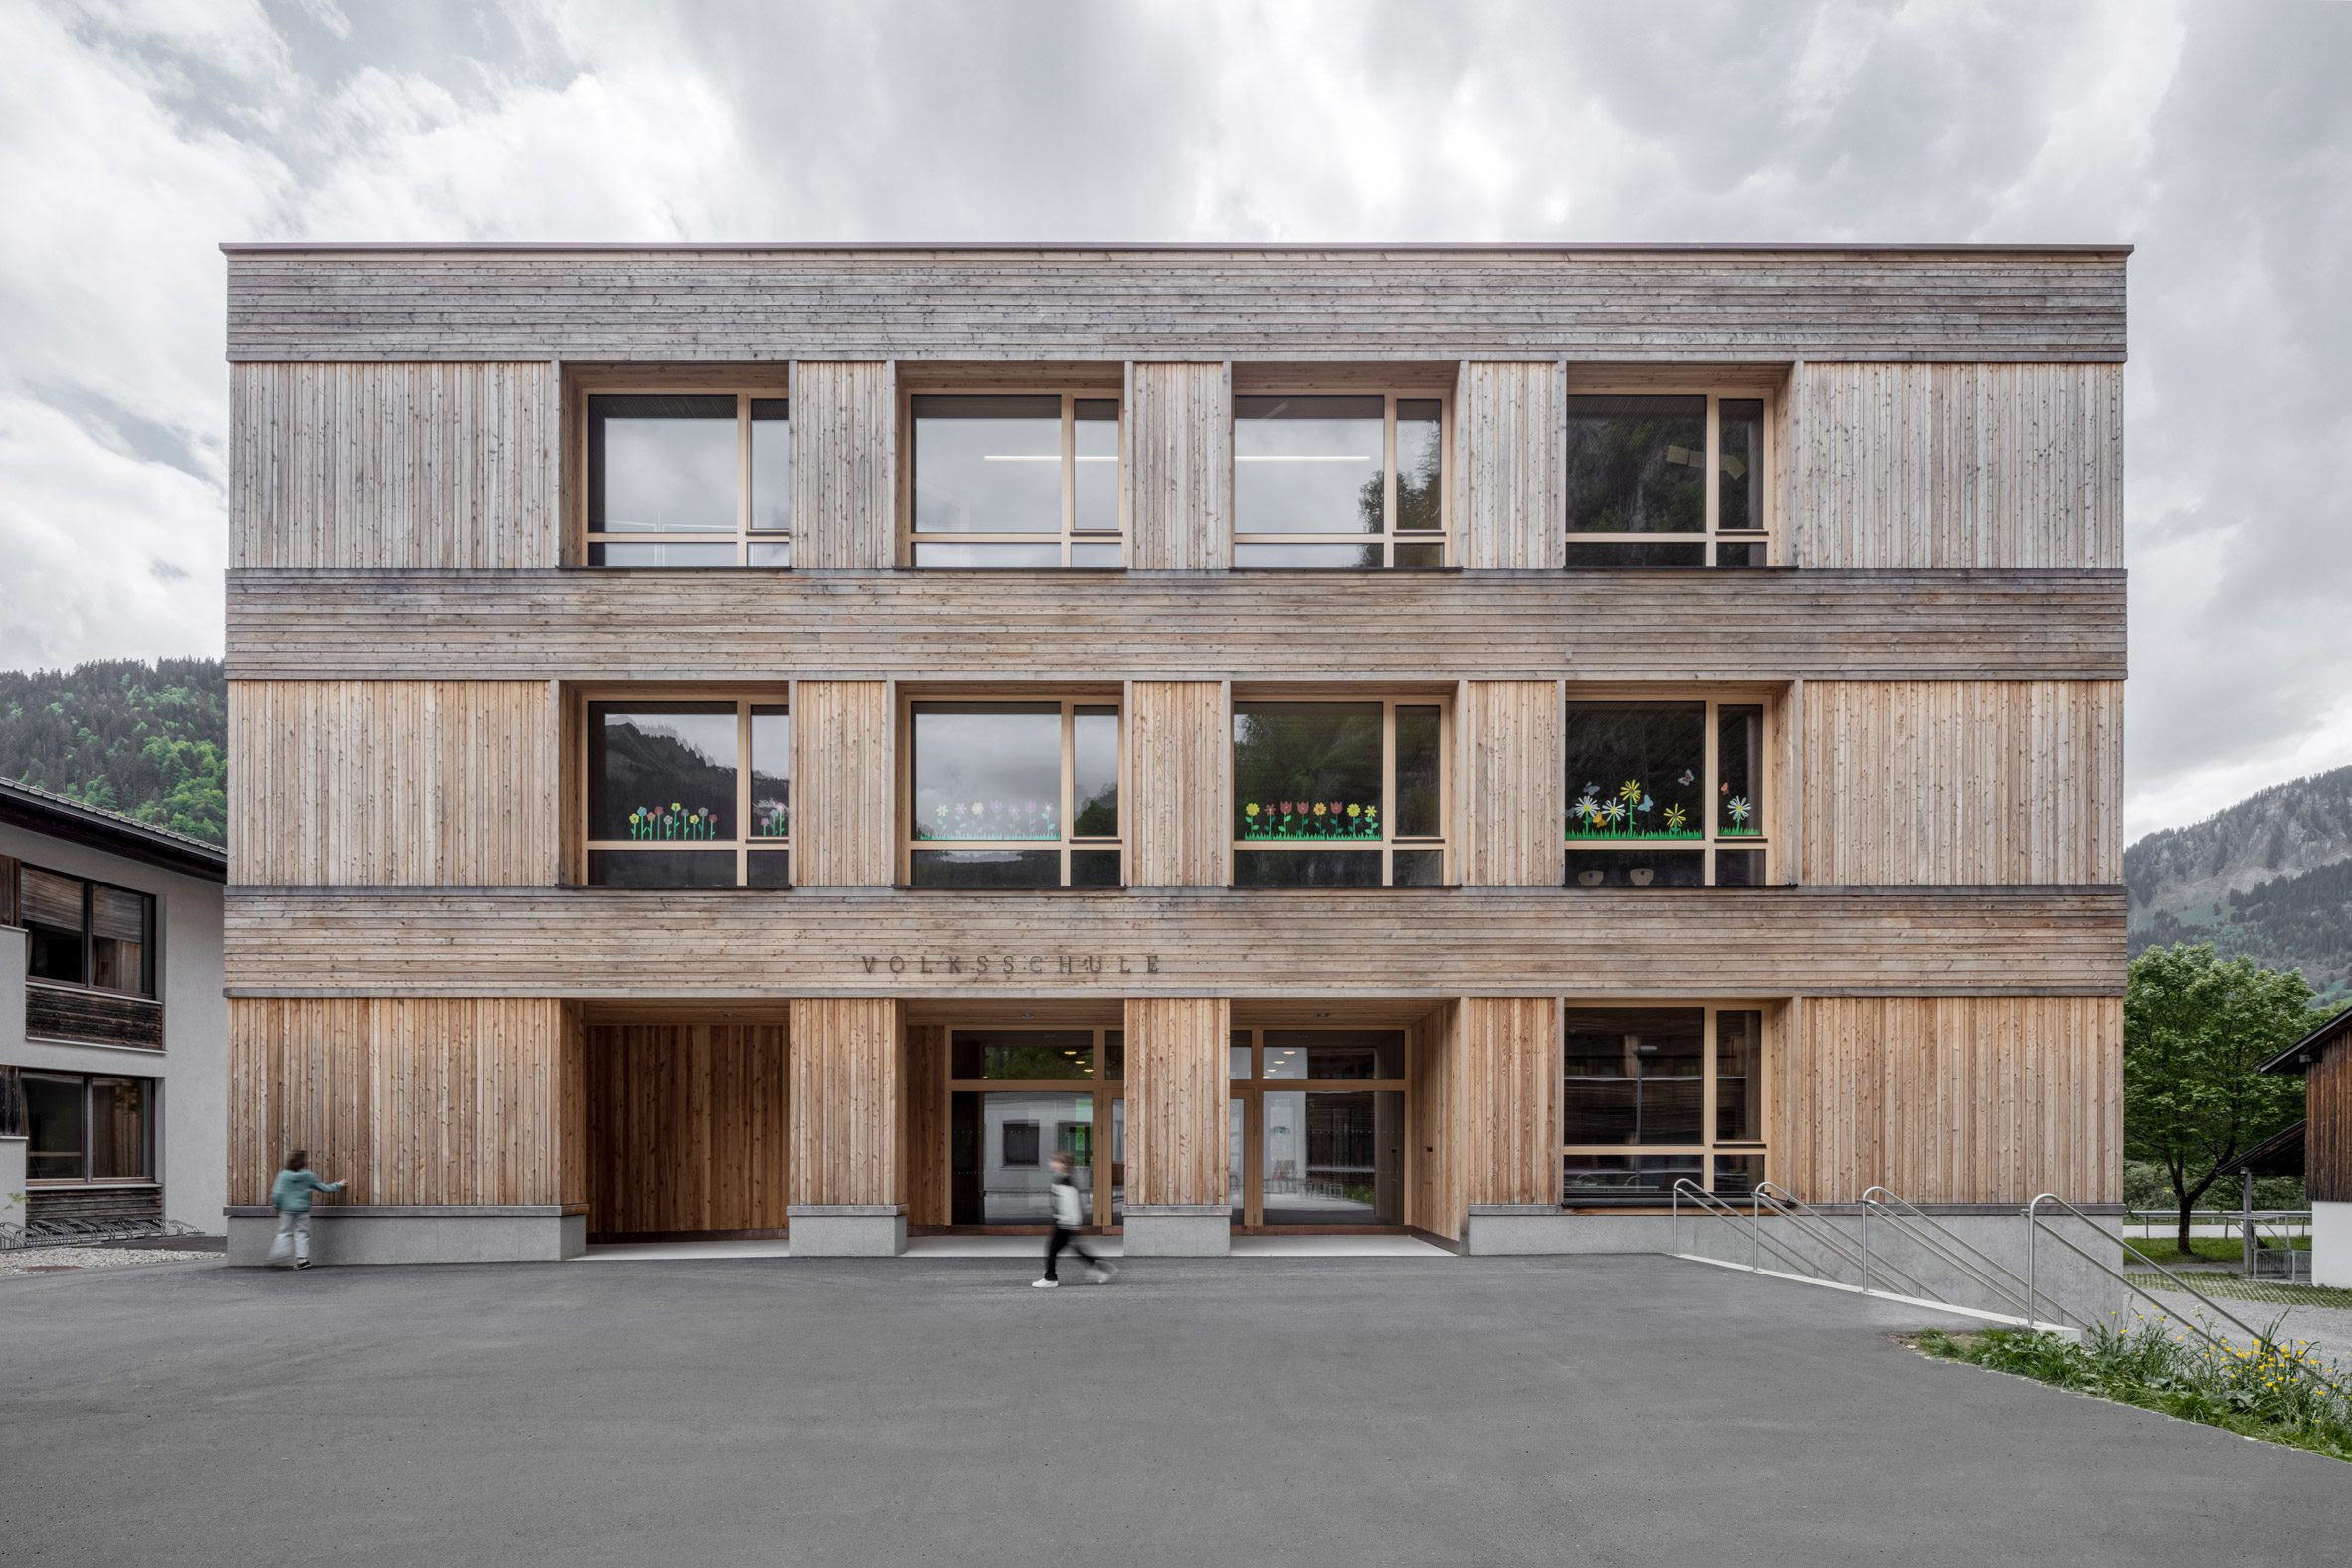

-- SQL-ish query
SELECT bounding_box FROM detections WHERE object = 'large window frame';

[1227,1026,1410,1231]
[1232,390,1451,569]
[19,1068,156,1186]
[904,389,1126,568]
[1559,1002,1771,1206]
[19,864,156,999]
[581,695,790,888]
[903,697,1125,888]
[581,383,792,568]
[1563,388,1773,567]
[1563,692,1774,889]
[1232,697,1452,887]
[944,1026,1125,1228]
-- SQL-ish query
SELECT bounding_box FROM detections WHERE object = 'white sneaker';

[1087,1266,1113,1284]
[1031,1277,1059,1288]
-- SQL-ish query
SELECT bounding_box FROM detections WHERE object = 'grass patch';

[1914,1319,2352,1463]
[2121,1235,2309,1263]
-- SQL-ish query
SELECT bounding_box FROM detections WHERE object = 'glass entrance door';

[946,1028,1124,1227]
[1228,1028,1407,1229]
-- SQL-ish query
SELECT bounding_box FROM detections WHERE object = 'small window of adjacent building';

[1233,700,1448,886]
[21,867,154,997]
[587,394,790,566]
[1564,699,1768,888]
[1234,395,1446,568]
[910,395,1123,567]
[1561,1006,1767,1203]
[908,701,1122,886]
[585,701,789,887]
[1563,394,1768,567]
[22,1070,154,1183]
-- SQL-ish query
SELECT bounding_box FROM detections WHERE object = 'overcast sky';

[1,0,2346,840]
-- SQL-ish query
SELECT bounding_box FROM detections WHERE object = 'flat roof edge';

[219,240,2134,257]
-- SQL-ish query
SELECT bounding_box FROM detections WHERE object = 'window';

[23,1071,153,1183]
[1234,395,1446,568]
[1564,699,1768,888]
[1561,1007,1766,1202]
[585,701,789,887]
[21,867,154,997]
[910,394,1122,567]
[947,1027,1125,1225]
[587,393,790,566]
[1233,701,1448,886]
[1228,1028,1407,1227]
[1564,394,1768,567]
[909,701,1121,887]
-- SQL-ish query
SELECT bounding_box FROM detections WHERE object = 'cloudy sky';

[1,0,2346,840]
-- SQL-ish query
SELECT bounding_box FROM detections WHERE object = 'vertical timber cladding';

[790,360,898,569]
[1405,998,1561,1239]
[1126,680,1231,886]
[1458,680,1565,887]
[2308,1040,2352,1206]
[1124,997,1230,1207]
[230,680,560,886]
[1798,680,2123,885]
[792,680,895,886]
[584,1022,790,1236]
[905,1025,951,1226]
[228,997,582,1207]
[788,998,903,1208]
[1123,362,1233,570]
[1454,362,1566,570]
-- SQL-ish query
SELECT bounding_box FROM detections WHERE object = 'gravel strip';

[0,1247,222,1277]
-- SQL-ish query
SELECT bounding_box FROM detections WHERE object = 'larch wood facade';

[220,243,2128,1262]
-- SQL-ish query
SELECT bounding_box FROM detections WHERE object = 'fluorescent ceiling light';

[1235,454,1374,462]
[980,454,1118,462]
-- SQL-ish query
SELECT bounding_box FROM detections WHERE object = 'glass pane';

[589,395,738,533]
[89,886,149,996]
[951,1091,1093,1225]
[1396,399,1443,531]
[1103,1031,1125,1081]
[1230,1097,1247,1221]
[1563,1152,1703,1199]
[913,541,1063,568]
[1715,541,1762,568]
[23,868,88,985]
[747,540,793,568]
[746,849,791,888]
[1563,394,1706,534]
[25,1073,84,1180]
[913,705,1062,842]
[1233,849,1383,887]
[589,703,738,841]
[1715,850,1766,887]
[1719,399,1764,534]
[913,394,1061,534]
[1110,1096,1126,1222]
[1393,542,1446,569]
[1235,395,1385,536]
[1231,1034,1253,1080]
[1711,1153,1766,1197]
[587,850,737,888]
[1069,849,1121,888]
[1566,704,1704,843]
[1233,541,1384,569]
[1564,849,1705,889]
[88,1077,146,1180]
[1262,1030,1403,1080]
[1718,704,1763,837]
[1716,1011,1764,1144]
[1392,848,1446,886]
[952,1031,1095,1081]
[1073,707,1119,837]
[1395,705,1442,839]
[1074,399,1119,532]
[1564,541,1708,569]
[1262,1090,1402,1225]
[589,541,738,568]
[1068,542,1123,568]
[749,399,790,532]
[910,849,1063,888]
[1234,703,1383,841]
[749,707,790,839]
[1563,1007,1705,1145]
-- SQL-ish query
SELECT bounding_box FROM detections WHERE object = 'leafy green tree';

[2124,943,2319,1250]
[0,658,226,844]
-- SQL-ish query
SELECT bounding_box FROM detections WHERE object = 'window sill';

[25,977,160,1005]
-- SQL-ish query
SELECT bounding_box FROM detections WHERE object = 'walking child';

[1033,1150,1112,1287]
[267,1150,343,1269]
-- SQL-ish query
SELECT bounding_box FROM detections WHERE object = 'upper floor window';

[911,395,1123,567]
[1233,700,1448,886]
[21,867,153,997]
[587,394,790,566]
[1564,699,1769,888]
[586,701,789,887]
[1234,395,1446,568]
[1564,394,1767,567]
[909,701,1122,886]
[1562,1006,1767,1202]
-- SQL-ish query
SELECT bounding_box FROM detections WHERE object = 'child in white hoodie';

[1034,1150,1113,1287]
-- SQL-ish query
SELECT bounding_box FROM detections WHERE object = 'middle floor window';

[909,701,1122,887]
[1233,700,1449,886]
[910,394,1123,567]
[585,700,790,887]
[1234,394,1446,568]
[1565,698,1769,888]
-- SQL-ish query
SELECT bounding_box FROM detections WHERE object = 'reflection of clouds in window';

[599,407,737,533]
[1235,396,1385,536]
[913,708,1062,840]
[914,397,1061,534]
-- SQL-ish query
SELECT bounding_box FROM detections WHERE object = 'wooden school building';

[218,243,2127,1263]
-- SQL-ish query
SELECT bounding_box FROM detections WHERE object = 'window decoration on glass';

[1563,393,1768,567]
[20,867,155,997]
[1564,699,1767,888]
[1561,1006,1767,1202]
[585,700,789,887]
[947,1027,1125,1226]
[908,701,1121,887]
[1233,394,1446,568]
[910,394,1123,568]
[1232,701,1447,886]
[586,393,790,567]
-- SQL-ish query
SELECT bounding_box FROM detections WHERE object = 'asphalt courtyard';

[4,1253,2347,1566]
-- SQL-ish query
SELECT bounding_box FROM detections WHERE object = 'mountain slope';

[0,658,227,844]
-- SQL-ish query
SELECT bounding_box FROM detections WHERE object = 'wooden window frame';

[1227,1025,1412,1232]
[1562,388,1775,567]
[901,696,1126,888]
[19,864,156,1000]
[574,371,793,568]
[942,1025,1125,1227]
[19,1068,157,1187]
[901,389,1128,568]
[1558,1001,1773,1201]
[1562,689,1777,888]
[579,695,790,887]
[1232,390,1453,569]
[1232,696,1453,887]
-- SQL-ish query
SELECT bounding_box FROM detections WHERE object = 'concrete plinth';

[1122,1204,1231,1256]
[225,1206,586,1266]
[0,1135,25,1236]
[785,1205,907,1257]
[2314,1201,2351,1288]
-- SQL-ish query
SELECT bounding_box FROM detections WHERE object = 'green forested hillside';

[0,658,227,844]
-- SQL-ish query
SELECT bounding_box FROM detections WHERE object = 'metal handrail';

[1860,1185,2058,1327]
[1750,1181,1928,1295]
[1671,1179,1819,1276]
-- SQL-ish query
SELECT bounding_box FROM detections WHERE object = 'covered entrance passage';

[1228,1027,1407,1229]
[581,1003,791,1242]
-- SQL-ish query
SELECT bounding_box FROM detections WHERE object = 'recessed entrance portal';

[942,1027,1125,1229]
[1229,1028,1407,1230]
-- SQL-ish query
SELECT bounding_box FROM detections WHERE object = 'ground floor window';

[1561,1006,1765,1202]
[1228,1028,1407,1227]
[945,1028,1124,1225]
[19,1069,153,1183]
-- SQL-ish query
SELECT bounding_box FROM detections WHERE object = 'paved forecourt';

[3,1253,2344,1567]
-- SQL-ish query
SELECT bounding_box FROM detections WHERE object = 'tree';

[2123,943,2319,1251]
